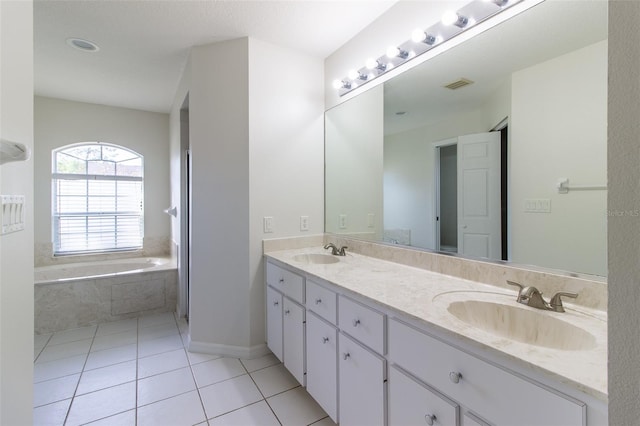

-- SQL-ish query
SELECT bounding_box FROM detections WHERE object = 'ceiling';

[34,0,398,113]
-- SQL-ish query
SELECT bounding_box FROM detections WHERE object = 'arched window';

[52,143,144,254]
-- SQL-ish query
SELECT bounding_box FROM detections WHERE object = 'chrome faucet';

[507,281,577,313]
[324,243,347,256]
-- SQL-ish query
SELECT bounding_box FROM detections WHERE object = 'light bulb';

[365,58,378,70]
[332,79,342,90]
[348,69,360,80]
[411,28,426,43]
[386,46,400,59]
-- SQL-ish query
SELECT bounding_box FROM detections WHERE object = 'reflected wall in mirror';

[325,0,607,277]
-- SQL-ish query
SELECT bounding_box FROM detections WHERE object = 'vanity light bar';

[334,0,525,96]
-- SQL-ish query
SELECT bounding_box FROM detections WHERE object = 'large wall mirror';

[325,0,607,277]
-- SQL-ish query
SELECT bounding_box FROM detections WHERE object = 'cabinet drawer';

[338,295,385,354]
[266,262,304,303]
[306,280,337,325]
[389,365,458,426]
[388,318,585,426]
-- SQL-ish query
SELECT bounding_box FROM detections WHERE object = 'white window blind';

[52,143,144,255]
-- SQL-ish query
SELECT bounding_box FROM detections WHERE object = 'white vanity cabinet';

[265,285,283,361]
[388,365,459,426]
[388,318,586,426]
[338,295,387,426]
[306,311,338,422]
[265,261,306,385]
[339,332,386,426]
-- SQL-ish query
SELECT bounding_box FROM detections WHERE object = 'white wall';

[0,0,34,423]
[248,38,324,346]
[510,41,607,276]
[179,37,324,353]
[188,38,251,351]
[325,85,384,239]
[608,1,640,422]
[33,97,171,263]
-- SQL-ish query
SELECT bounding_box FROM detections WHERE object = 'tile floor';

[33,312,335,426]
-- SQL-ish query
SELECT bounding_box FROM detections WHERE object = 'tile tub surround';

[35,262,178,334]
[264,245,607,402]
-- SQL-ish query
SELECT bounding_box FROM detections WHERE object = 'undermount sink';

[292,253,340,265]
[447,300,597,351]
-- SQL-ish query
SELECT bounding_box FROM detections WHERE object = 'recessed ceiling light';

[66,38,100,52]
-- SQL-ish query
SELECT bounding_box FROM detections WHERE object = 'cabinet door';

[306,312,338,423]
[339,332,386,426]
[389,366,458,426]
[266,286,283,362]
[283,298,305,386]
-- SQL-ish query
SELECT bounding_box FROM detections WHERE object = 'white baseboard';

[187,337,270,360]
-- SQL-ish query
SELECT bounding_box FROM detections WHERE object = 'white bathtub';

[34,257,178,334]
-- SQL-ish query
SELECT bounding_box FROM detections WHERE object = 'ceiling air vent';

[444,78,474,90]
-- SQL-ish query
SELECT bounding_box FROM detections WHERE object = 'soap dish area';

[1,195,25,235]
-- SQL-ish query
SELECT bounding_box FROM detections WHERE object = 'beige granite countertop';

[265,247,607,402]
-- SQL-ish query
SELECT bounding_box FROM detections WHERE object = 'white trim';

[188,338,270,360]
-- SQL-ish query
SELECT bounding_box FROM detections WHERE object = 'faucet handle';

[549,292,578,312]
[506,280,524,292]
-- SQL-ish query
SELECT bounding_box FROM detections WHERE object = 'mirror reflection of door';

[435,131,503,260]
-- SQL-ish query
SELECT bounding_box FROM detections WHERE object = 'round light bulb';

[411,28,427,43]
[386,46,400,59]
[365,58,378,70]
[442,10,459,26]
[332,79,343,90]
[348,69,360,80]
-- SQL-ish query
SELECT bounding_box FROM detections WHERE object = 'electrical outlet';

[263,216,274,233]
[339,214,347,229]
[300,216,309,231]
[367,213,375,228]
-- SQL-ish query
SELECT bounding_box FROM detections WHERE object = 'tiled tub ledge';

[264,244,607,404]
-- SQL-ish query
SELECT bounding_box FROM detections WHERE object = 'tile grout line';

[63,324,99,426]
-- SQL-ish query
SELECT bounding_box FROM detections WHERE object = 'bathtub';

[35,257,178,334]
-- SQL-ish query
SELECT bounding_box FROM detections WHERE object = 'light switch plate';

[524,199,551,213]
[339,214,347,229]
[263,216,274,233]
[300,216,309,231]
[367,213,375,228]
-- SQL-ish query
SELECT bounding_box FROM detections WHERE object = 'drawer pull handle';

[284,309,290,315]
[352,318,360,327]
[315,298,322,305]
[273,301,279,306]
[449,371,462,384]
[424,414,437,425]
[322,337,330,344]
[342,352,350,361]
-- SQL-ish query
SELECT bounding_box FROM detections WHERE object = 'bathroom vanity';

[264,244,607,426]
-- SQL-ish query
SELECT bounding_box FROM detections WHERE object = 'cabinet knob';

[322,337,330,344]
[342,352,350,361]
[424,414,437,425]
[279,278,284,283]
[352,318,360,327]
[273,300,279,306]
[315,298,322,305]
[284,309,290,315]
[449,371,462,384]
